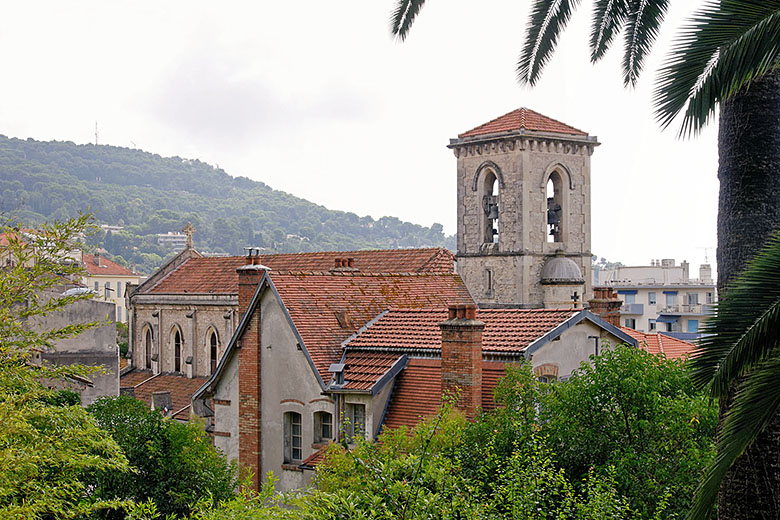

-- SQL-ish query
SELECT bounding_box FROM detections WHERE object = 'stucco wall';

[259,291,335,491]
[33,296,119,406]
[528,320,627,379]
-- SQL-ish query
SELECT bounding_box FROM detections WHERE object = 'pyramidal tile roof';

[146,248,456,295]
[458,107,587,138]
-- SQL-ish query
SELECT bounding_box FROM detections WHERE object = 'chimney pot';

[348,258,354,268]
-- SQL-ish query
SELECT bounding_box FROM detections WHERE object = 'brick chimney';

[587,286,622,327]
[236,247,269,490]
[439,303,484,419]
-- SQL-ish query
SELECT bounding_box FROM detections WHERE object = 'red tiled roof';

[83,253,136,276]
[458,107,587,138]
[344,308,577,353]
[620,328,697,360]
[270,273,473,383]
[340,351,403,391]
[300,443,336,469]
[381,359,509,431]
[146,248,456,294]
[120,369,207,418]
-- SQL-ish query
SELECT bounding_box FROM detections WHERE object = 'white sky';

[0,1,718,274]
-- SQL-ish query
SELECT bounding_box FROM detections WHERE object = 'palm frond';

[687,356,780,520]
[390,0,428,41]
[654,0,780,136]
[589,0,629,63]
[518,0,583,86]
[689,231,780,396]
[622,0,670,86]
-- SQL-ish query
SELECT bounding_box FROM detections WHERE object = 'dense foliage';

[189,347,716,520]
[87,396,238,519]
[0,135,453,274]
[0,216,130,519]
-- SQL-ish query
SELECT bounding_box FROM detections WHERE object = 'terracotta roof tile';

[270,273,473,383]
[300,443,335,469]
[120,369,207,417]
[146,248,455,294]
[620,327,697,360]
[340,351,402,391]
[381,359,509,431]
[345,308,577,353]
[458,107,587,138]
[83,253,137,276]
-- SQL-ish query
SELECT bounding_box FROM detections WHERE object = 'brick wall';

[587,286,622,327]
[439,304,484,419]
[236,259,266,490]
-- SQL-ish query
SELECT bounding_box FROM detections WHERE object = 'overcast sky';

[0,1,718,274]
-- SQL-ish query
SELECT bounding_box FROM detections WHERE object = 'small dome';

[541,255,584,285]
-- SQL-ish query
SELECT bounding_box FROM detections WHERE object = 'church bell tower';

[449,108,599,308]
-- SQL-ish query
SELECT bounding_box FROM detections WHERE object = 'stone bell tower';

[449,108,599,308]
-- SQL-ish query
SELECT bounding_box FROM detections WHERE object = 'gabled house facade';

[193,252,472,490]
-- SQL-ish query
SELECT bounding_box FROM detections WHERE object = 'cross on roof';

[182,222,195,249]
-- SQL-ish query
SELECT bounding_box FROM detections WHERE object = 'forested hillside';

[0,135,453,274]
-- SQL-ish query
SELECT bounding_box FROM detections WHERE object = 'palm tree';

[392,1,780,517]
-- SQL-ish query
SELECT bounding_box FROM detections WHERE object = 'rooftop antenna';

[696,246,713,264]
[95,121,99,146]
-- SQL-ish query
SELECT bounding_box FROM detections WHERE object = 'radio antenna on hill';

[95,121,99,146]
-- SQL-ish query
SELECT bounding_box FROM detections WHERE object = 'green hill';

[0,135,454,274]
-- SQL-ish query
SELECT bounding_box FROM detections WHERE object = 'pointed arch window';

[144,327,153,369]
[209,330,219,374]
[173,328,182,372]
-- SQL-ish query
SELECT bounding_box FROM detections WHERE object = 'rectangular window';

[117,307,121,322]
[648,292,656,305]
[283,412,302,463]
[624,293,636,305]
[688,320,699,333]
[706,292,714,304]
[666,292,677,306]
[485,268,494,297]
[104,282,110,299]
[687,293,699,305]
[345,403,366,442]
[649,319,656,331]
[314,411,333,443]
[624,318,636,329]
[94,281,99,291]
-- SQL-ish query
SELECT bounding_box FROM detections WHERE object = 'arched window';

[546,171,563,243]
[313,411,333,443]
[173,328,182,372]
[144,327,153,369]
[482,171,499,244]
[209,330,219,374]
[283,412,302,463]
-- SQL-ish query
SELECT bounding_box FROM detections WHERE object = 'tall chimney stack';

[236,247,269,491]
[587,287,622,328]
[439,303,484,419]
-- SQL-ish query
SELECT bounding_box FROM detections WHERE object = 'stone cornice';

[457,251,592,259]
[131,293,237,306]
[448,130,599,158]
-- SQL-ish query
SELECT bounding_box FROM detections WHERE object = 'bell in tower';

[449,108,599,307]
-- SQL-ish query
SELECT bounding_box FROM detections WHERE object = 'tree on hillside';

[0,215,129,519]
[392,1,780,516]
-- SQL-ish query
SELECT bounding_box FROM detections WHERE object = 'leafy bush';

[87,396,238,518]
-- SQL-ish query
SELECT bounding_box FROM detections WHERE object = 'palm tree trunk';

[717,68,780,519]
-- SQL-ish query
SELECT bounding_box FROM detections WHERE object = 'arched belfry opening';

[546,171,564,243]
[482,170,499,244]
